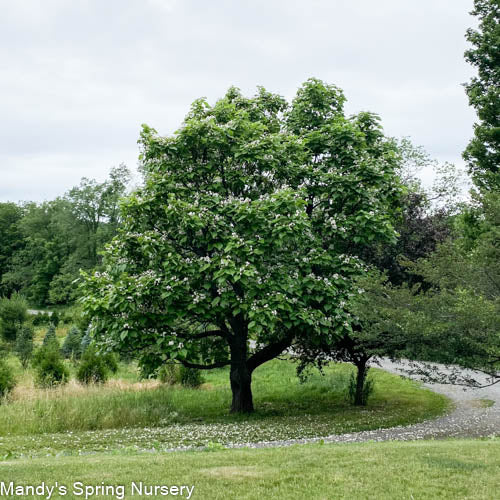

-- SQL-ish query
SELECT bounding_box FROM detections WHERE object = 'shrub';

[15,324,34,369]
[76,345,109,385]
[102,352,119,374]
[158,363,180,385]
[32,312,51,326]
[32,344,69,388]
[0,359,16,400]
[0,293,28,342]
[61,326,82,359]
[179,365,204,388]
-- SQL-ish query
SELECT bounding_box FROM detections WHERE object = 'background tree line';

[0,165,130,306]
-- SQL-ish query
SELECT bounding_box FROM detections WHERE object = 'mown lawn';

[1,439,498,499]
[0,356,449,458]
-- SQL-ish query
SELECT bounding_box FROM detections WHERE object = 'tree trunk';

[354,361,368,406]
[229,330,254,413]
[230,363,254,413]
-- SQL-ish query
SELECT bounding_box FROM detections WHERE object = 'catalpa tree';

[81,79,402,412]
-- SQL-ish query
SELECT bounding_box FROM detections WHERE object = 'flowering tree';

[81,79,402,413]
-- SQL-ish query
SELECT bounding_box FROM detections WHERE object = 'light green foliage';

[0,358,16,400]
[81,79,402,412]
[0,292,27,342]
[61,325,82,359]
[15,324,34,369]
[463,0,500,190]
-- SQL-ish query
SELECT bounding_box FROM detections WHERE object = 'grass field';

[2,439,499,499]
[0,352,449,458]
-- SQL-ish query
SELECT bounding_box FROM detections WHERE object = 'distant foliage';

[61,326,83,359]
[0,292,28,342]
[32,343,69,388]
[76,345,109,385]
[0,359,16,399]
[15,324,34,369]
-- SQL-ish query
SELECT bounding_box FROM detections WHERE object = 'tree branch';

[180,360,230,370]
[247,334,294,372]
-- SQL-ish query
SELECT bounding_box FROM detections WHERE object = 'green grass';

[0,358,450,458]
[1,439,499,499]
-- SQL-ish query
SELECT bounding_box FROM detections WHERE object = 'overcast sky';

[0,0,477,202]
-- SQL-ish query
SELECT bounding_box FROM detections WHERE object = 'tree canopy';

[81,79,403,412]
[463,0,500,190]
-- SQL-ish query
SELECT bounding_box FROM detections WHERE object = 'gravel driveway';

[229,359,500,449]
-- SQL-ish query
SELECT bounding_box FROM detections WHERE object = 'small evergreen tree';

[76,345,109,385]
[0,359,16,400]
[50,311,60,327]
[0,293,28,342]
[15,324,34,369]
[42,323,58,348]
[62,326,83,359]
[32,342,69,388]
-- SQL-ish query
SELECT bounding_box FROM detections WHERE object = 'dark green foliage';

[0,293,28,342]
[76,345,109,385]
[50,311,60,327]
[0,359,16,399]
[15,324,34,369]
[61,326,83,359]
[32,312,51,326]
[0,203,23,297]
[32,344,69,388]
[463,0,500,190]
[42,324,58,348]
[179,366,204,388]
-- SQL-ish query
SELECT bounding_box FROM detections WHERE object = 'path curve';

[227,359,500,449]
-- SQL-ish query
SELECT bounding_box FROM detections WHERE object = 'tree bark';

[230,363,254,413]
[228,320,254,413]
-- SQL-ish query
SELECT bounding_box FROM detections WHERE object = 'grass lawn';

[1,439,499,499]
[0,355,450,458]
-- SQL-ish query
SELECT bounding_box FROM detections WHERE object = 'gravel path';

[228,359,500,449]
